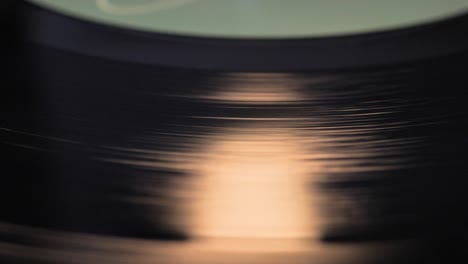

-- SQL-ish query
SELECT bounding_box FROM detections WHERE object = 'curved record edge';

[18,1,468,71]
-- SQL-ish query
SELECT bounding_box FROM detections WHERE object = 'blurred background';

[1,1,468,263]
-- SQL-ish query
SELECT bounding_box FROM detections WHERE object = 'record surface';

[1,2,468,264]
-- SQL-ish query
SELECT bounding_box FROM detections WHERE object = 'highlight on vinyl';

[1,1,468,264]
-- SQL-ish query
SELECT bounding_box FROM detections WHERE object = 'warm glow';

[188,127,319,250]
[200,73,310,104]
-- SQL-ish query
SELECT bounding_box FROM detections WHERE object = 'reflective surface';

[1,44,468,263]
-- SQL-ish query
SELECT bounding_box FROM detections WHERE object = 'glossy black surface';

[1,3,468,264]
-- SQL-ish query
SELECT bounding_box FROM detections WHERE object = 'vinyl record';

[1,1,468,264]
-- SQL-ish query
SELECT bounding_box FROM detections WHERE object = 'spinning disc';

[1,1,468,264]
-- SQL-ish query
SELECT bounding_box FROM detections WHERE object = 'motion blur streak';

[0,221,401,263]
[2,43,468,263]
